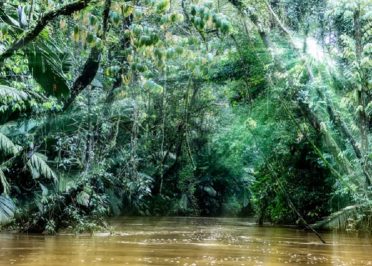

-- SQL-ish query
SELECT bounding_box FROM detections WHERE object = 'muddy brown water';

[0,217,371,265]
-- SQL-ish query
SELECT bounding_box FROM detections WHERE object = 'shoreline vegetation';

[2,213,372,236]
[0,0,371,235]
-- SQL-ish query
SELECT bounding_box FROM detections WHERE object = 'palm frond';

[0,195,15,225]
[0,132,20,155]
[27,38,71,98]
[27,152,57,182]
[0,119,41,137]
[0,169,10,195]
[0,85,28,101]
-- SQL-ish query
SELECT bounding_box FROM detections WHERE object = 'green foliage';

[0,0,371,233]
[27,38,71,98]
[0,195,15,225]
[0,132,20,155]
[27,152,57,181]
[0,85,28,102]
[0,169,10,195]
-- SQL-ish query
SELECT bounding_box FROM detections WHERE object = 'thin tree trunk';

[354,7,369,155]
[228,0,371,186]
[264,0,371,187]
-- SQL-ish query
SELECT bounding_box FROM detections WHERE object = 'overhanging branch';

[0,0,92,64]
[63,0,111,111]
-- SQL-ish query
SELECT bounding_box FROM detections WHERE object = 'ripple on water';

[0,217,372,266]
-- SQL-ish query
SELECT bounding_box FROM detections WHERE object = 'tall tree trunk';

[354,7,369,155]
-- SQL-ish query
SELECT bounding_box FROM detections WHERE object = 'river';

[0,217,371,265]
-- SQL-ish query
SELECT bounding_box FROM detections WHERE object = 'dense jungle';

[0,0,371,238]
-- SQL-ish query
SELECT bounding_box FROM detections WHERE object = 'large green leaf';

[77,191,90,207]
[0,132,21,155]
[0,195,15,225]
[0,169,10,195]
[27,152,57,182]
[0,85,28,101]
[27,38,71,98]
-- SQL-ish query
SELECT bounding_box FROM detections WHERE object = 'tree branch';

[63,0,111,111]
[63,47,101,111]
[0,0,92,65]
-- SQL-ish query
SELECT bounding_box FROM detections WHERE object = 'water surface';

[1,217,371,265]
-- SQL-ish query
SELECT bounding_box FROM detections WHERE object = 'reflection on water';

[0,217,372,265]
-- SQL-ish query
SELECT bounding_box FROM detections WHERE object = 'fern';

[0,85,28,101]
[0,132,20,155]
[27,152,57,182]
[0,195,15,225]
